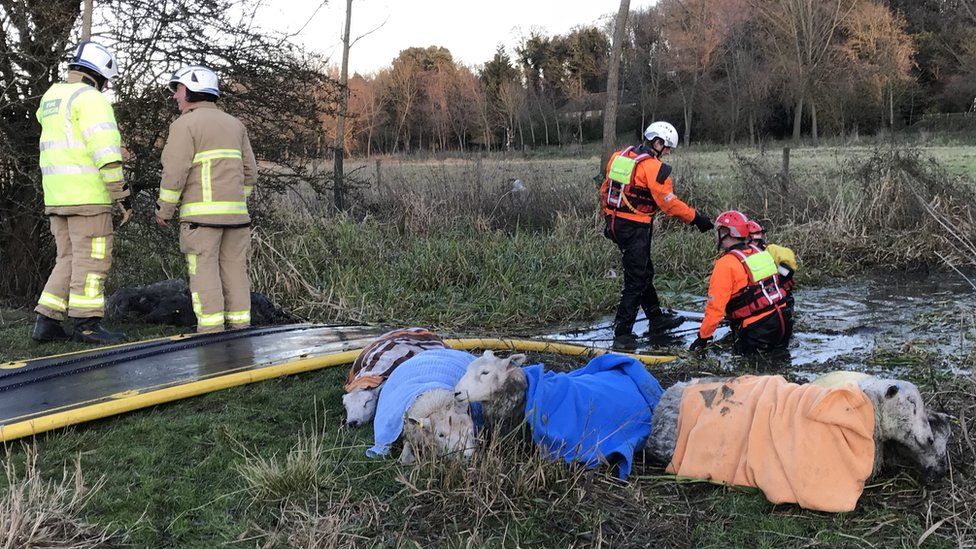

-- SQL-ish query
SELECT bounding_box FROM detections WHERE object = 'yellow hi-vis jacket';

[36,72,126,215]
[156,102,257,226]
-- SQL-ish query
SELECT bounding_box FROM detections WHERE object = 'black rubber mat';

[0,324,381,427]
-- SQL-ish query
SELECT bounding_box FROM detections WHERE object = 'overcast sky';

[263,0,657,75]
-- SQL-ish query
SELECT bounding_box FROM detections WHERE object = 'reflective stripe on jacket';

[157,102,258,225]
[36,76,123,210]
[600,148,697,225]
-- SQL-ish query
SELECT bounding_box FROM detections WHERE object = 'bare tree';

[602,0,630,173]
[839,1,914,128]
[659,0,744,145]
[334,0,353,211]
[82,0,93,40]
[0,1,80,298]
[757,0,857,140]
[0,0,340,299]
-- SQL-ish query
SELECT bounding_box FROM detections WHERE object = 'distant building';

[556,91,637,121]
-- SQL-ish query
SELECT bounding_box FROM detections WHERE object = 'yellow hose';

[0,337,673,442]
[444,338,675,366]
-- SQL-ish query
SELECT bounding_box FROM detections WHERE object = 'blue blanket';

[523,353,664,480]
[367,348,476,458]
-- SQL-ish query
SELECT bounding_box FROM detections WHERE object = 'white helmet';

[643,121,679,148]
[168,65,220,97]
[69,41,119,81]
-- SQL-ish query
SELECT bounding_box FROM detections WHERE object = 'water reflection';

[547,272,975,375]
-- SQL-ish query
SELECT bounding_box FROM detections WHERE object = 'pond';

[547,271,976,378]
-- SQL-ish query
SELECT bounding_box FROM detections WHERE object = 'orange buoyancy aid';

[601,146,658,218]
[725,246,793,323]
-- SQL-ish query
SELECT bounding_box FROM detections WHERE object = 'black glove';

[691,212,714,233]
[689,336,711,352]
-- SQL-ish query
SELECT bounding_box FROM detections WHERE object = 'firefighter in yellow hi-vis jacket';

[155,65,257,333]
[33,42,131,344]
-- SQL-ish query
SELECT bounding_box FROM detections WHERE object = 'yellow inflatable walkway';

[0,324,673,442]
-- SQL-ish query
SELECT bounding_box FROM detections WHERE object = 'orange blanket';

[667,375,875,512]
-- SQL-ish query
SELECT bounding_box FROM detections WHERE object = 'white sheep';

[399,388,476,465]
[343,328,447,427]
[455,349,666,481]
[453,350,528,431]
[368,348,480,465]
[648,373,951,482]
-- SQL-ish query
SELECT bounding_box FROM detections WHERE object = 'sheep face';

[887,410,951,480]
[454,350,527,403]
[342,388,378,428]
[869,380,948,480]
[401,403,476,464]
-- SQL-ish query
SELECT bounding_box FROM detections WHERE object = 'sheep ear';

[929,411,951,429]
[482,349,495,358]
[507,354,527,368]
[885,384,900,399]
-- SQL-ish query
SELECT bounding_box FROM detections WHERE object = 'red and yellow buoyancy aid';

[600,147,697,226]
[725,246,793,323]
[601,146,658,219]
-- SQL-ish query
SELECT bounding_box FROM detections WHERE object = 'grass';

[1,142,975,546]
[1,315,973,547]
[0,446,120,547]
[104,143,975,333]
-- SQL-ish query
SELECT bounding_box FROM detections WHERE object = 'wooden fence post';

[375,159,382,195]
[475,155,483,198]
[781,147,791,193]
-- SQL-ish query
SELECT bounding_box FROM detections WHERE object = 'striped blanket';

[344,327,447,392]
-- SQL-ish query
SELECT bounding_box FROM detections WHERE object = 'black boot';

[644,309,685,336]
[612,332,638,351]
[32,314,70,342]
[72,317,125,345]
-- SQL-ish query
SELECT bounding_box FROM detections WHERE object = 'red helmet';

[746,220,764,239]
[715,210,751,238]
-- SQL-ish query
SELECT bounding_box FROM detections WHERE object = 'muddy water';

[548,272,976,377]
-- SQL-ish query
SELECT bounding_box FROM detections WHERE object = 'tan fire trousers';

[35,214,113,320]
[179,223,251,333]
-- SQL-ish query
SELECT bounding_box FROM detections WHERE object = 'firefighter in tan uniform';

[33,42,131,344]
[155,65,257,333]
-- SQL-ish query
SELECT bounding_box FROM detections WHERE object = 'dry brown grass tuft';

[919,373,976,546]
[0,446,121,548]
[248,489,387,549]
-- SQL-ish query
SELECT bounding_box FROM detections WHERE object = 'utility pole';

[81,0,93,40]
[601,0,630,177]
[333,0,353,212]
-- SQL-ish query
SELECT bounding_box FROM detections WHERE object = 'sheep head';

[401,400,476,464]
[885,409,952,481]
[454,350,527,403]
[343,388,378,428]
[861,378,949,481]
